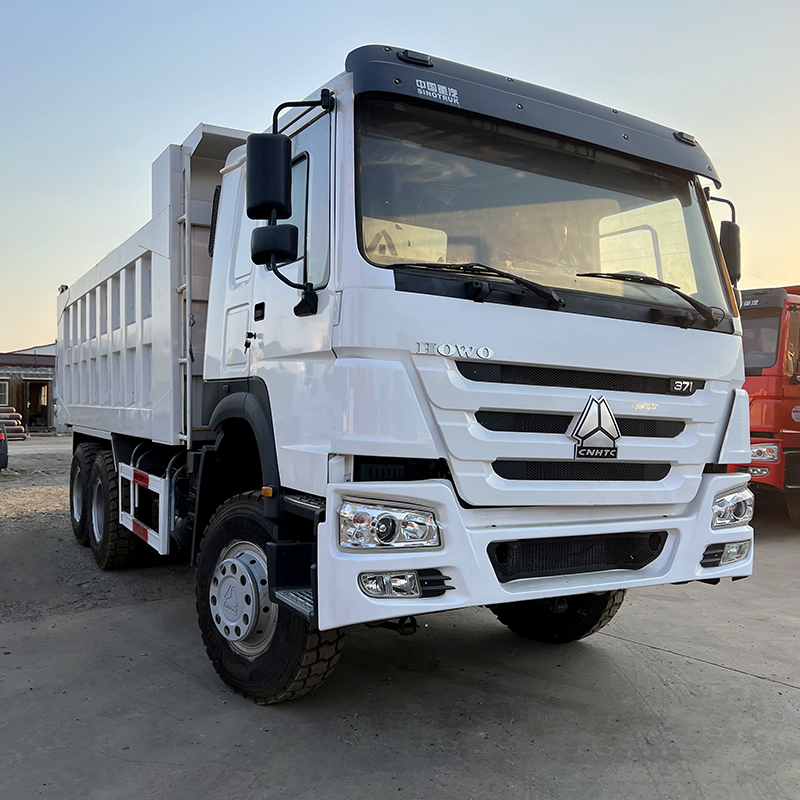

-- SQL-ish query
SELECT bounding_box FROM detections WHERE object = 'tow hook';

[552,598,568,613]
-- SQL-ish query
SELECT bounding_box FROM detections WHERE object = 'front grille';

[493,461,670,481]
[488,531,667,583]
[476,410,684,438]
[457,361,704,396]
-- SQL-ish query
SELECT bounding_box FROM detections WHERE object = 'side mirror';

[251,225,299,266]
[719,220,741,286]
[246,133,292,220]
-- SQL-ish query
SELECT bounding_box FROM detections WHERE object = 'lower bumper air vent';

[488,531,668,583]
[700,543,726,568]
[493,461,670,482]
[418,569,455,598]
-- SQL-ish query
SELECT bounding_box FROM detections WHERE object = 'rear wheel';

[70,443,103,546]
[786,490,800,528]
[89,450,142,569]
[196,492,344,704]
[489,590,626,643]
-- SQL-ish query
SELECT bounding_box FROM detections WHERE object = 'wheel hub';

[209,541,277,655]
[91,477,104,545]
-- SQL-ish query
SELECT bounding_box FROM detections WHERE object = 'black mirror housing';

[251,224,299,266]
[247,133,292,220]
[719,220,742,286]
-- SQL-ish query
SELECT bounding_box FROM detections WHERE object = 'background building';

[0,344,56,433]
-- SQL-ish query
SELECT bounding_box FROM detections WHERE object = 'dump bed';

[56,124,251,446]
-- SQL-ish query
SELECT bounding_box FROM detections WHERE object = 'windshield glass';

[742,308,781,369]
[356,97,732,316]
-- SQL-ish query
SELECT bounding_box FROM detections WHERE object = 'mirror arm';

[267,253,319,316]
[272,89,335,134]
[703,188,737,224]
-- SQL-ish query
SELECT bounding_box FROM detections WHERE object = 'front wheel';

[489,590,626,643]
[785,489,800,528]
[196,492,344,704]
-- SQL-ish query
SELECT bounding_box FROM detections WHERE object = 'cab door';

[219,166,257,379]
[248,111,333,495]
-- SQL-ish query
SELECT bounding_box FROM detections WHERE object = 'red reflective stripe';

[132,520,149,542]
[132,469,149,488]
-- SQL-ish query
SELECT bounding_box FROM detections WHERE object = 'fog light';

[750,443,779,462]
[359,571,421,598]
[711,485,754,529]
[747,466,770,478]
[339,501,441,550]
[720,540,751,565]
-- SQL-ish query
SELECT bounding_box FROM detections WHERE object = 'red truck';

[738,285,800,524]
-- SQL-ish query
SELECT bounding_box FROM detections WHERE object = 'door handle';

[254,302,265,322]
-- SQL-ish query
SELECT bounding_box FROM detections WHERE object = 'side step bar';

[265,540,317,623]
[274,588,315,620]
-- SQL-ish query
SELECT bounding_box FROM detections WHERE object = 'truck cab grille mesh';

[493,461,670,481]
[457,362,704,396]
[488,531,667,582]
[476,410,684,438]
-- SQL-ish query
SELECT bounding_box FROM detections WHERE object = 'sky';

[1,0,798,351]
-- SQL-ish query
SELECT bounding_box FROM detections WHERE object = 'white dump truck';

[57,45,754,703]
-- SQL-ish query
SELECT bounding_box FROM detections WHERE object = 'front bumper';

[316,472,753,630]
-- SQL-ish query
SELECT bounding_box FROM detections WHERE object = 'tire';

[786,490,800,528]
[70,443,104,546]
[489,590,626,643]
[89,450,142,569]
[196,492,344,704]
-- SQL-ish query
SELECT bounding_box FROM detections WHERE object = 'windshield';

[356,97,732,316]
[742,308,781,369]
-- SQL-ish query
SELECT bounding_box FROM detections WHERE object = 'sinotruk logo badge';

[570,396,621,459]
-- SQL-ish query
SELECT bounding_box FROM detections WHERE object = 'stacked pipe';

[0,407,27,440]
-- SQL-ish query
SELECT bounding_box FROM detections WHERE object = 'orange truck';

[738,285,800,524]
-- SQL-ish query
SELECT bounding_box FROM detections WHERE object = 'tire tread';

[90,450,141,569]
[491,589,626,643]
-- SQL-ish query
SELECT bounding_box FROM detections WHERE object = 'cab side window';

[786,307,800,376]
[284,156,308,263]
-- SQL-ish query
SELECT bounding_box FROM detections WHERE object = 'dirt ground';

[1,437,799,800]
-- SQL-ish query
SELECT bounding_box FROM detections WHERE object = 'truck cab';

[736,286,800,523]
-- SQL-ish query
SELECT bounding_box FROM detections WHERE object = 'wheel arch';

[193,384,282,554]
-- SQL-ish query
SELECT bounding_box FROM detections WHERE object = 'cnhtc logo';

[223,584,239,615]
[415,79,459,105]
[570,396,621,460]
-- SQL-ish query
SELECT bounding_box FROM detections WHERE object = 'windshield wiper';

[576,272,723,328]
[392,262,566,310]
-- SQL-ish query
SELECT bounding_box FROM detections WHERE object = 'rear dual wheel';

[88,450,142,569]
[196,493,344,704]
[70,443,103,546]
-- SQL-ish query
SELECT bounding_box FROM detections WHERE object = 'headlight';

[750,443,779,462]
[711,485,754,529]
[339,501,441,550]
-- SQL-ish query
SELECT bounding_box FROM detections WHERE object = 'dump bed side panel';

[56,145,183,444]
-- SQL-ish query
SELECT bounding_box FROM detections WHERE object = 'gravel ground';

[0,438,194,624]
